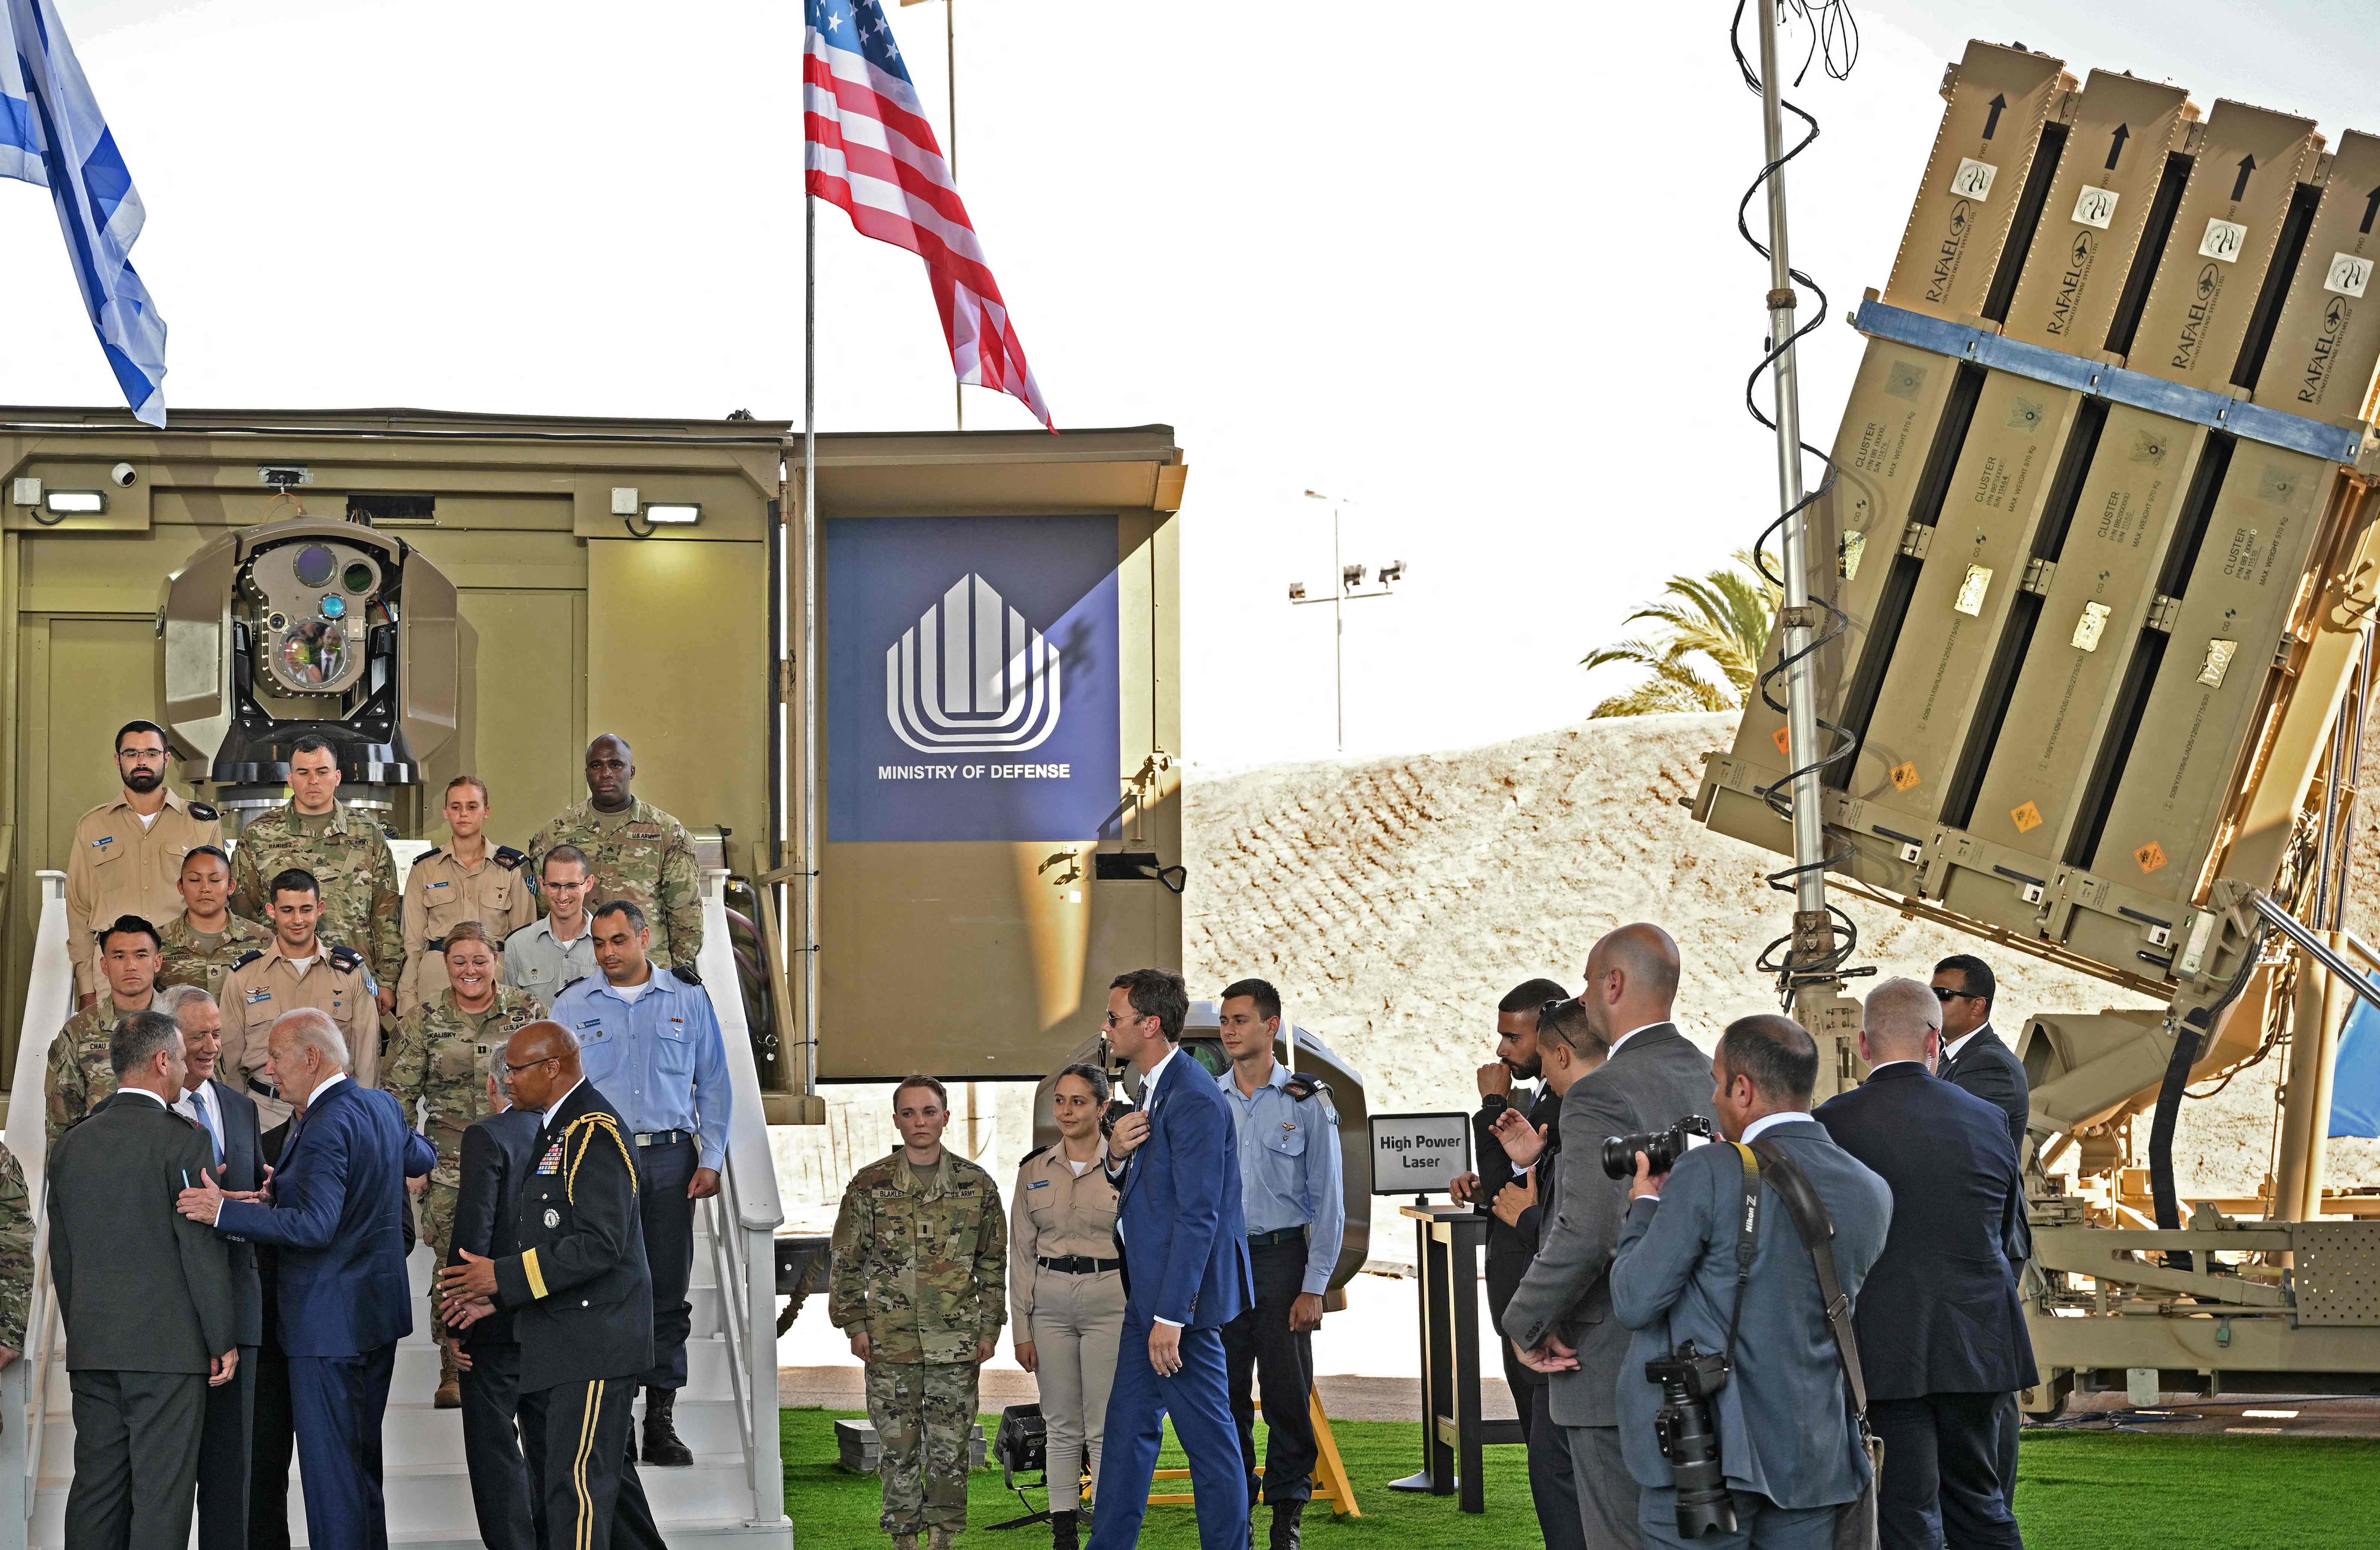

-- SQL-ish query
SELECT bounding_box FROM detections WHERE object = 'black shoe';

[641,1386,696,1467]
[1268,1501,1305,1550]
[1049,1511,1078,1550]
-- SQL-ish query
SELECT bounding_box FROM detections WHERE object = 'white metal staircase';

[0,868,791,1550]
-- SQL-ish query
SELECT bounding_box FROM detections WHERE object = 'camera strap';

[1747,1139,1869,1422]
[1721,1140,1761,1366]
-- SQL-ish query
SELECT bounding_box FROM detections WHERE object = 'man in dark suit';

[49,1009,241,1550]
[1931,952,2031,1507]
[1087,968,1254,1550]
[177,1008,434,1550]
[154,986,266,1550]
[1818,979,2033,1550]
[1610,1015,1893,1549]
[1502,923,1715,1550]
[448,1052,545,1550]
[436,1022,666,1550]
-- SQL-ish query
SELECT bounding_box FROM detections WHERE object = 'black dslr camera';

[1645,1341,1736,1538]
[1601,1114,1718,1180]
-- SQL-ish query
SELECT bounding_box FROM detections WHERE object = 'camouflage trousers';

[420,1173,459,1338]
[864,1360,979,1535]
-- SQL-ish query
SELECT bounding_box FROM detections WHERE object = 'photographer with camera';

[1609,1015,1892,1549]
[1502,924,1714,1549]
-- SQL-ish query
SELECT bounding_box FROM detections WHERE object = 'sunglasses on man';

[1931,986,1982,1003]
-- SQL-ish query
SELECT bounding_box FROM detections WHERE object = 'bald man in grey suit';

[1502,924,1717,1550]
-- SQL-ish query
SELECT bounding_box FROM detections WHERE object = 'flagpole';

[801,181,822,1104]
[947,0,963,432]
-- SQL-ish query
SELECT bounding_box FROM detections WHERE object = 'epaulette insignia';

[188,801,219,822]
[671,964,703,987]
[329,945,365,972]
[494,846,527,869]
[558,976,588,997]
[1020,1144,1050,1166]
[231,950,266,970]
[1283,1073,1329,1103]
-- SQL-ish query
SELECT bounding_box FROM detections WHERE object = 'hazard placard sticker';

[1890,762,1920,793]
[2136,840,2169,874]
[2011,801,2043,834]
[1773,726,1791,758]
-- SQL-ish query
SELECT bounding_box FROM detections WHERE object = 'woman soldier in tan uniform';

[1009,1064,1126,1550]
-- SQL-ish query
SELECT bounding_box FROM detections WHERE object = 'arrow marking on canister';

[2105,123,2129,171]
[1983,93,2007,141]
[2362,184,2380,235]
[2231,156,2256,202]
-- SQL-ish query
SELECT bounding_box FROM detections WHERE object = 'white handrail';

[4,872,73,1550]
[695,869,785,1529]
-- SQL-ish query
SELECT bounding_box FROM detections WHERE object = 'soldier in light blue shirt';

[547,898,731,1470]
[1213,978,1343,1550]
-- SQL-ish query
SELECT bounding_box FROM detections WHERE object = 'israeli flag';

[0,0,166,424]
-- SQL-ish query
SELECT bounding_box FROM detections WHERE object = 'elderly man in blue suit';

[177,1008,434,1550]
[1087,967,1254,1550]
[1609,1015,1892,1550]
[1816,978,2034,1550]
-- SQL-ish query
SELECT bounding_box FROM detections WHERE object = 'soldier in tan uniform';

[219,867,380,1126]
[45,915,166,1147]
[227,734,403,1016]
[398,777,538,1016]
[65,720,224,1005]
[155,846,273,1003]
[525,735,703,970]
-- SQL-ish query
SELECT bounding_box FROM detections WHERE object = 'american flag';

[804,0,1054,430]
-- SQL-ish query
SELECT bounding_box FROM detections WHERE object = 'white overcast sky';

[3,0,2376,771]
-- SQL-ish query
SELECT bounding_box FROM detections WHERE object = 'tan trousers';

[1028,1266,1126,1508]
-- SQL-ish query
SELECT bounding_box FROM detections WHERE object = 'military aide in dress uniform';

[219,869,381,1125]
[1009,1065,1125,1550]
[526,735,703,971]
[548,899,729,1467]
[46,915,165,1149]
[65,720,224,1005]
[503,846,600,1009]
[436,1022,667,1550]
[227,736,403,1016]
[831,1076,1007,1550]
[380,922,544,1407]
[155,847,272,1003]
[398,777,538,1016]
[1214,979,1344,1550]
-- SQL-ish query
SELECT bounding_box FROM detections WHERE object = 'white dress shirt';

[537,1077,586,1132]
[176,1082,225,1162]
[1120,1044,1185,1327]
[1943,1024,1990,1066]
[1605,1021,1667,1059]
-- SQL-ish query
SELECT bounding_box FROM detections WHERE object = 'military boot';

[640,1386,696,1466]
[892,1537,918,1550]
[928,1530,959,1550]
[433,1335,462,1410]
[1048,1511,1078,1550]
[1269,1501,1305,1550]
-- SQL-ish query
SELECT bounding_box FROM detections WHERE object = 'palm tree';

[1583,549,1782,718]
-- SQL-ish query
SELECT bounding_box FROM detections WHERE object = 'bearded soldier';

[525,735,702,970]
[65,720,223,1006]
[831,1076,1006,1550]
[380,923,543,1408]
[227,735,403,1017]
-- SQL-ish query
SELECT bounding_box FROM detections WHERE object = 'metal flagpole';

[1755,2,1830,973]
[948,0,963,432]
[802,184,823,1101]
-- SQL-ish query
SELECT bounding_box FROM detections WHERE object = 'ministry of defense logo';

[886,573,1063,753]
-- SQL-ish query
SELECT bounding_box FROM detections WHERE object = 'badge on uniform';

[91,837,113,849]
[247,988,272,1005]
[543,1208,560,1228]
[537,1143,563,1175]
[426,880,451,892]
[1025,1179,1049,1190]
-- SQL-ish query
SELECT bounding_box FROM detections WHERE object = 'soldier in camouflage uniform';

[379,921,543,1407]
[0,1144,31,1366]
[830,1075,1006,1550]
[155,845,273,1002]
[46,915,164,1149]
[227,736,404,1011]
[525,735,703,970]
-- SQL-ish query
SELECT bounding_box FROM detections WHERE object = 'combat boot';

[433,1335,462,1410]
[1269,1500,1304,1550]
[640,1386,696,1466]
[1048,1510,1077,1550]
[928,1531,960,1550]
[892,1537,918,1550]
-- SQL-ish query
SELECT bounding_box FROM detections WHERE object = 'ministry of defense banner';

[826,514,1122,843]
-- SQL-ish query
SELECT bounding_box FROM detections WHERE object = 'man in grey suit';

[1610,1015,1893,1549]
[159,985,266,1550]
[1502,923,1716,1549]
[48,1009,242,1550]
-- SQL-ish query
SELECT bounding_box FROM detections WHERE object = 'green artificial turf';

[780,1408,2380,1549]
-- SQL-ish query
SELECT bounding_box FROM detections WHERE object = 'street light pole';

[1291,490,1406,754]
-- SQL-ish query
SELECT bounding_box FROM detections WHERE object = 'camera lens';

[343,561,375,594]
[292,544,337,589]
